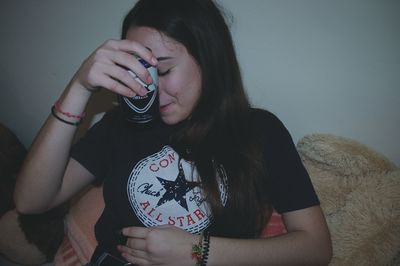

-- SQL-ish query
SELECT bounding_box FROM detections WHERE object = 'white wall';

[1,0,399,165]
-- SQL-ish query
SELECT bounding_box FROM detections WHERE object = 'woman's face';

[126,26,202,125]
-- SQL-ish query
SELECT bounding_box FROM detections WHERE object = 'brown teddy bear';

[297,133,400,265]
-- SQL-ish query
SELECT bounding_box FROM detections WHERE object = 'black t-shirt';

[71,107,319,259]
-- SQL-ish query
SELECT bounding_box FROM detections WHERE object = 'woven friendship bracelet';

[51,106,81,126]
[54,100,86,119]
[192,232,204,266]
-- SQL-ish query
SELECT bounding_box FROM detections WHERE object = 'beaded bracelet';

[54,100,86,119]
[201,231,210,266]
[51,106,81,126]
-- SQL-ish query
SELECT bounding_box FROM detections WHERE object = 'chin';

[160,112,189,125]
[160,115,180,125]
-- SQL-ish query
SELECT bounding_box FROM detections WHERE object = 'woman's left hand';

[118,225,198,266]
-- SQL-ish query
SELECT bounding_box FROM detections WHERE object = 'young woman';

[15,0,332,265]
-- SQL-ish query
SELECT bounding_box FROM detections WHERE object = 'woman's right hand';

[71,39,158,97]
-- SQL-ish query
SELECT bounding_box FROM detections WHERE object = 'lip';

[159,103,172,113]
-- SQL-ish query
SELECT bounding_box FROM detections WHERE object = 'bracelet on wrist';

[51,106,82,126]
[192,232,204,266]
[191,230,210,266]
[201,231,210,266]
[54,100,86,119]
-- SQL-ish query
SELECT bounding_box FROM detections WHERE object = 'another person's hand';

[118,225,198,266]
[71,39,157,97]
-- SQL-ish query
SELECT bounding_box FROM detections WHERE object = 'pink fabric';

[262,209,287,237]
[54,237,82,266]
[54,186,104,266]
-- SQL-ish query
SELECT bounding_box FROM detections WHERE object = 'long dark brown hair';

[121,0,271,238]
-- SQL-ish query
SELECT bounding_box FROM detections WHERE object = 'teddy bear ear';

[296,133,397,178]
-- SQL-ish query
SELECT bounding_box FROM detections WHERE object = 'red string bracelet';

[54,100,86,119]
[51,106,81,126]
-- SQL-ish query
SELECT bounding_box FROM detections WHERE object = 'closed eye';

[158,69,171,77]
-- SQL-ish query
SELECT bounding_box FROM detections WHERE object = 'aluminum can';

[119,58,159,123]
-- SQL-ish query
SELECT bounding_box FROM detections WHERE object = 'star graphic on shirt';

[156,161,199,211]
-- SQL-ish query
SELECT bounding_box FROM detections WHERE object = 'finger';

[108,50,154,85]
[122,226,149,238]
[155,224,174,229]
[106,64,148,96]
[118,245,149,265]
[126,238,147,251]
[121,252,149,266]
[100,76,136,97]
[117,39,158,66]
[77,55,133,96]
[105,39,158,66]
[92,47,153,86]
[118,245,148,258]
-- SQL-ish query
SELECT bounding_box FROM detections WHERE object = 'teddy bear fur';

[297,133,400,265]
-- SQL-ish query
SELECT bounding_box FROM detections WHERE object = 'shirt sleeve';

[71,110,117,183]
[255,109,319,214]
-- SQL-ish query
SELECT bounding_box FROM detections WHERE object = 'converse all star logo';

[127,146,227,233]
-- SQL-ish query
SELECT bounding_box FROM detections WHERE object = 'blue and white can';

[119,58,159,123]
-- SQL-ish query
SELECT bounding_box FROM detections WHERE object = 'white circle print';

[127,146,212,233]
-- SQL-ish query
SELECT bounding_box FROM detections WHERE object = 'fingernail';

[151,57,158,65]
[140,87,148,96]
[146,75,153,84]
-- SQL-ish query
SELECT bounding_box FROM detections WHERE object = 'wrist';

[51,105,82,126]
[52,80,92,126]
[67,78,97,97]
